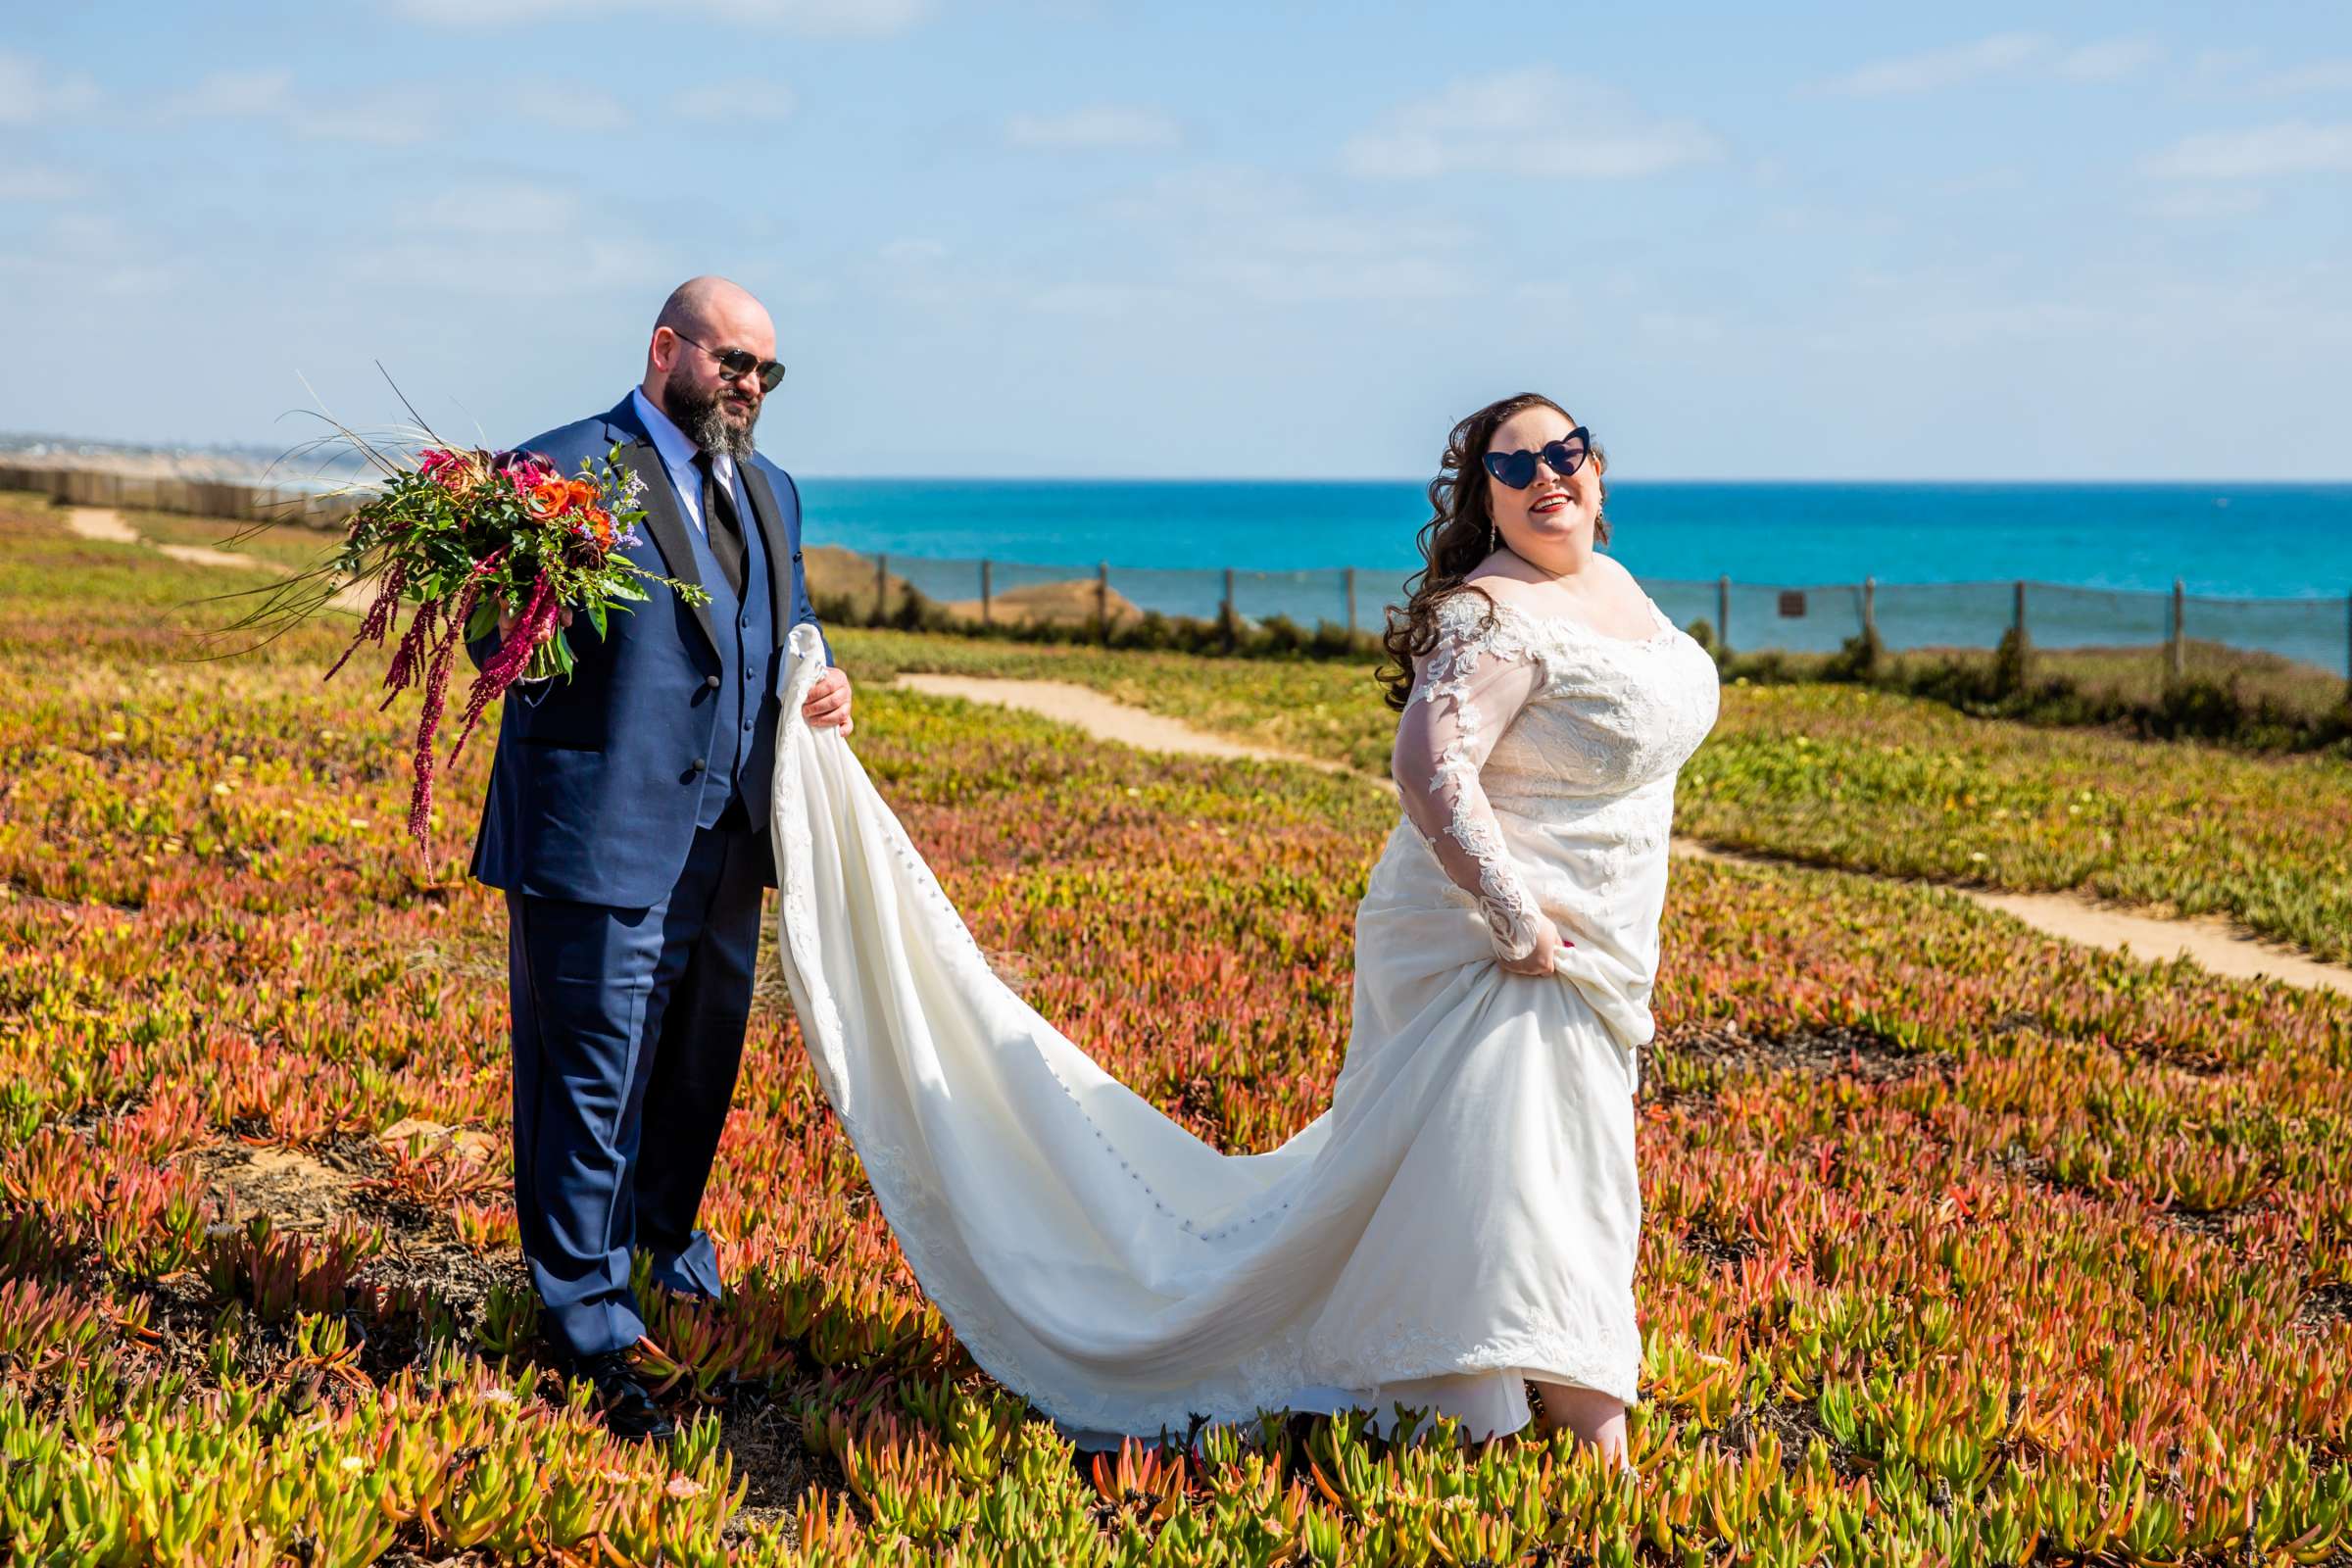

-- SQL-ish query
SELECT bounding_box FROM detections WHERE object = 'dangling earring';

[1487,518,1497,555]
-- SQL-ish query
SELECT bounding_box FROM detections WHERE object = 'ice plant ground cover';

[51,496,2352,959]
[838,627,2352,965]
[0,492,2348,1564]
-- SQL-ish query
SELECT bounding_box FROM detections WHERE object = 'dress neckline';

[1480,591,1679,649]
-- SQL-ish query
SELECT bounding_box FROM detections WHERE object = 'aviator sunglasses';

[1482,428,1593,490]
[669,328,788,393]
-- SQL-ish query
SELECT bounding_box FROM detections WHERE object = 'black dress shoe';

[575,1349,676,1443]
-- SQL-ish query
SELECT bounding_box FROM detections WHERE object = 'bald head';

[642,275,779,460]
[654,275,768,343]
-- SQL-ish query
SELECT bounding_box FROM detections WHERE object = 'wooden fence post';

[1222,567,1238,654]
[2170,578,2185,683]
[980,559,992,625]
[1717,575,1731,651]
[1345,567,1358,640]
[875,554,889,624]
[1097,561,1110,644]
[1862,576,1876,642]
[2013,580,2027,638]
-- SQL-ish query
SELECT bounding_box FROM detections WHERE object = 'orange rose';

[529,478,573,516]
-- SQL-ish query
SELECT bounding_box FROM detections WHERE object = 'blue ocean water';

[794,479,2352,668]
[796,480,2349,598]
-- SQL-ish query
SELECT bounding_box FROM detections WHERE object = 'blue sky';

[2,2,2347,478]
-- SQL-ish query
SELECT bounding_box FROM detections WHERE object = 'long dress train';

[763,589,1721,1442]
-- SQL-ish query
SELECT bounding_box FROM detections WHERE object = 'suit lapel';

[739,461,792,636]
[605,411,720,660]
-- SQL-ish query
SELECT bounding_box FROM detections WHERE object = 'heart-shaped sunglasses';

[1482,429,1592,490]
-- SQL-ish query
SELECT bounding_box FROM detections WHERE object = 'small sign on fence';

[1778,590,1807,618]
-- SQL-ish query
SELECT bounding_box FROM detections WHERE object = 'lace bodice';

[1390,588,1722,960]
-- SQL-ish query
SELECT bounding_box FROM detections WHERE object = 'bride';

[764,393,1721,1461]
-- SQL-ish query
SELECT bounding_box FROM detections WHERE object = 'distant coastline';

[792,476,2352,601]
[6,434,2345,599]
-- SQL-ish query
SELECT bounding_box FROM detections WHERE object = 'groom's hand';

[497,602,574,641]
[804,666,854,734]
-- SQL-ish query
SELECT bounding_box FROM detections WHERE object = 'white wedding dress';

[765,587,1721,1443]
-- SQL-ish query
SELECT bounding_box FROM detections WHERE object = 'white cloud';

[165,68,296,120]
[1933,166,2027,195]
[1098,163,1474,305]
[1634,310,1725,346]
[672,80,799,122]
[295,90,443,146]
[167,69,632,139]
[2191,46,2263,78]
[1024,279,1187,318]
[873,237,957,307]
[165,70,438,144]
[2142,121,2352,180]
[389,0,925,34]
[2134,185,2269,220]
[1341,69,1723,180]
[1005,104,1181,151]
[342,233,670,297]
[0,51,100,123]
[512,80,632,132]
[2254,60,2352,97]
[1202,252,1464,305]
[2054,37,2162,82]
[0,161,85,201]
[411,179,586,235]
[0,212,190,299]
[1816,32,2049,97]
[1803,259,2352,364]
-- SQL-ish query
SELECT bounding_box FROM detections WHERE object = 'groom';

[466,275,852,1440]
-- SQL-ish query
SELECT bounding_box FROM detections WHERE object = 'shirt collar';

[629,386,708,478]
[632,386,745,485]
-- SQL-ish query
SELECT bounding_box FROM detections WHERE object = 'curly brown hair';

[1376,393,1610,710]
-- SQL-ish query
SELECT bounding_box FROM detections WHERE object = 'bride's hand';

[1498,917,1570,977]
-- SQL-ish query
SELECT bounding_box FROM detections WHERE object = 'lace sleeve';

[1391,598,1548,962]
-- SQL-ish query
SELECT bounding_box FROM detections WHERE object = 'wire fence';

[864,553,2352,688]
[7,460,2344,702]
[0,460,364,526]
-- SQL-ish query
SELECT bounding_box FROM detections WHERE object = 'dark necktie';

[692,450,747,600]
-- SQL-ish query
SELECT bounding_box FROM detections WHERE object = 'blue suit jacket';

[466,396,828,907]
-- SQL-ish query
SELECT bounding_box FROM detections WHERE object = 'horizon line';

[789,473,2352,487]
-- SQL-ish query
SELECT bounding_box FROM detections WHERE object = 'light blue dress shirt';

[629,385,752,538]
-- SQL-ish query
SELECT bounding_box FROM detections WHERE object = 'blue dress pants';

[506,818,767,1359]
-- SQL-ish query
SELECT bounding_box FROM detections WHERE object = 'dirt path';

[63,506,140,544]
[1669,840,2351,995]
[48,520,2342,997]
[894,674,1353,770]
[894,672,2352,998]
[61,504,368,609]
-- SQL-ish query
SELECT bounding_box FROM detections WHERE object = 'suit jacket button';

[691,758,707,772]
[705,674,721,690]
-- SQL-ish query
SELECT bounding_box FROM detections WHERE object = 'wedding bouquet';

[283,437,705,848]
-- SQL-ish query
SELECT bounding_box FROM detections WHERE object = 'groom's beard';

[663,369,760,461]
